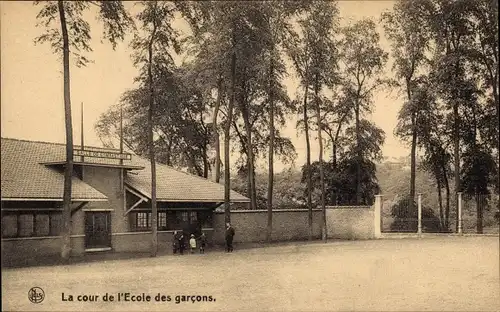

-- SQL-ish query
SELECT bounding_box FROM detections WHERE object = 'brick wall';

[211,209,323,244]
[82,166,128,234]
[1,236,85,266]
[211,199,382,245]
[326,206,376,239]
[112,229,216,253]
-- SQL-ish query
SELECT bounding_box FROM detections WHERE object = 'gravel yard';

[2,236,499,311]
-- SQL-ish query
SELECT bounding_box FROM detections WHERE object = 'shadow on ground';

[1,239,336,269]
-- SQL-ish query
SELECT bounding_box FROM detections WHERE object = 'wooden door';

[85,212,111,249]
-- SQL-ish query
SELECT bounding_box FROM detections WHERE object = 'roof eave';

[1,197,108,202]
[40,161,145,170]
[156,198,250,203]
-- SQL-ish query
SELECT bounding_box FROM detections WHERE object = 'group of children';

[172,223,236,255]
[172,231,207,255]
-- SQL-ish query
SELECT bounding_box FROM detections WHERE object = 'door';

[176,211,200,236]
[85,212,112,249]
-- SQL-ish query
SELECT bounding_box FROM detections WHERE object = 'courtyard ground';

[2,236,499,311]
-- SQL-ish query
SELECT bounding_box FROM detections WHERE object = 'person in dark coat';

[172,231,179,254]
[178,231,185,255]
[225,223,235,252]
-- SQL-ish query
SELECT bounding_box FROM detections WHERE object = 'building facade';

[1,138,248,266]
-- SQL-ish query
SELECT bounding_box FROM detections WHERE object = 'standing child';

[189,234,197,254]
[199,232,206,254]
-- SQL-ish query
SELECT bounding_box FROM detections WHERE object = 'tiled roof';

[125,157,249,203]
[1,138,107,201]
[1,137,249,203]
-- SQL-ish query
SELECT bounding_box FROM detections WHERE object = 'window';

[1,212,62,238]
[159,212,167,229]
[137,212,149,229]
[190,211,198,222]
[199,210,213,228]
[130,212,169,231]
[18,214,34,237]
[2,215,17,238]
[35,214,50,236]
[178,211,188,222]
[166,211,177,229]
[50,213,61,236]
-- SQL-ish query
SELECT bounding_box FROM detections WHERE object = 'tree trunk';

[246,156,252,200]
[331,112,346,206]
[476,193,484,234]
[147,20,158,257]
[453,101,460,232]
[494,85,499,194]
[58,0,73,262]
[494,83,499,179]
[304,85,313,240]
[471,104,483,234]
[166,138,172,166]
[252,165,257,208]
[332,143,337,205]
[437,178,444,230]
[442,162,451,230]
[203,143,209,179]
[242,100,257,211]
[490,64,499,178]
[267,57,275,242]
[493,80,499,136]
[410,114,417,219]
[238,69,257,211]
[213,77,223,183]
[332,144,337,169]
[315,77,327,242]
[355,101,361,205]
[452,47,461,232]
[224,50,236,224]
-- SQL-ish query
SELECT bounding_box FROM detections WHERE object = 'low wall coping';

[326,206,372,209]
[2,234,85,241]
[215,209,323,214]
[215,207,373,214]
[112,228,215,236]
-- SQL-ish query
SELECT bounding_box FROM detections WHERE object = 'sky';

[1,1,408,173]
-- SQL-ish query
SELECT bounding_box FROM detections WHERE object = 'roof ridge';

[1,137,120,152]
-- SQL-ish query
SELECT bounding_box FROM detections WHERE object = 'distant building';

[1,138,248,265]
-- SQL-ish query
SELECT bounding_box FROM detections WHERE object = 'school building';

[1,137,249,265]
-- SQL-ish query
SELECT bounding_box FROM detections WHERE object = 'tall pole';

[120,103,125,208]
[80,102,84,163]
[120,104,124,155]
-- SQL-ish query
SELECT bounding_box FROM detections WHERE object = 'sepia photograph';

[1,0,499,311]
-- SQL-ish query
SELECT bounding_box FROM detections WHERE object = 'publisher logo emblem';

[28,287,45,304]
